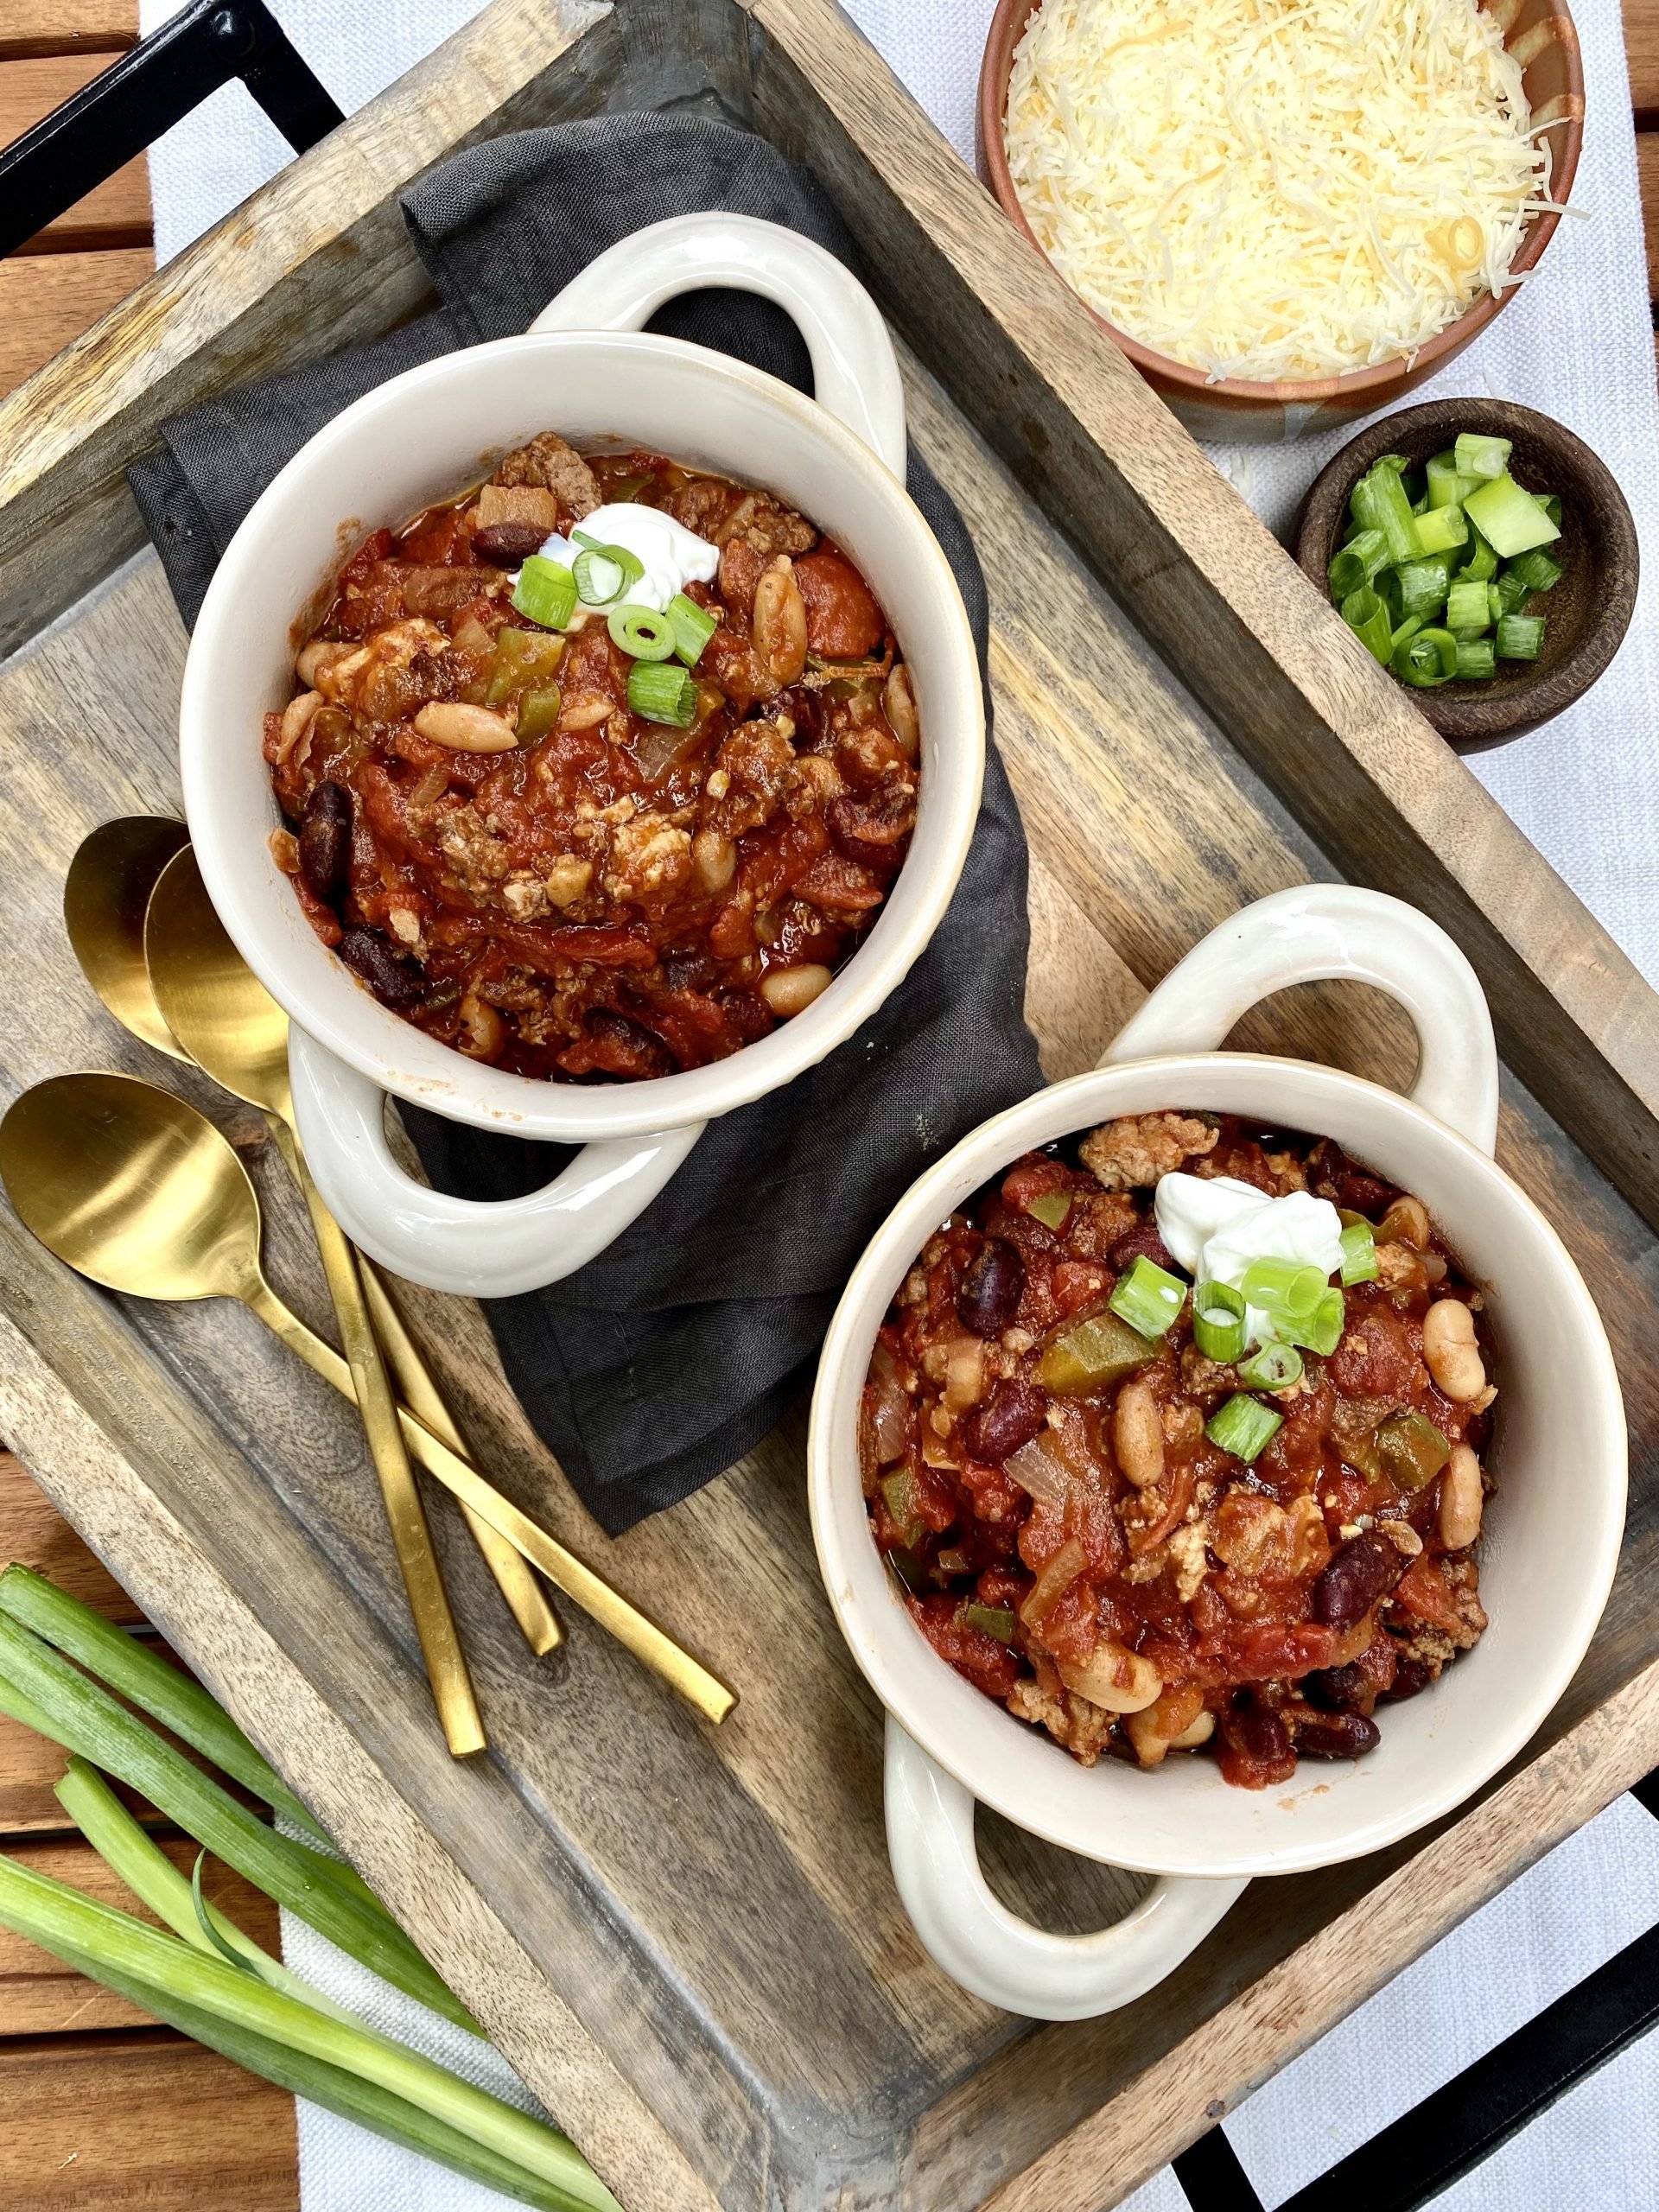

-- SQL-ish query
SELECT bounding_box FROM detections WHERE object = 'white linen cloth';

[136,2,1659,2205]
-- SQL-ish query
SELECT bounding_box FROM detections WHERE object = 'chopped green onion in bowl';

[1330,444,1565,691]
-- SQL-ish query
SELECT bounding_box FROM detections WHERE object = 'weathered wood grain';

[744,0,1659,1241]
[0,2028,297,2210]
[0,1835,281,2034]
[0,249,152,401]
[0,1449,142,1622]
[0,2,135,64]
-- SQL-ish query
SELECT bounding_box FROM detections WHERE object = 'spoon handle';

[290,1148,486,1759]
[242,1282,735,1726]
[263,1111,561,1659]
[359,1264,563,1658]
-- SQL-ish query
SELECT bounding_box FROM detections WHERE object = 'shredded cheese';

[1004,0,1551,384]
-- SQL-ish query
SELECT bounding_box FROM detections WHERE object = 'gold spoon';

[143,845,561,1661]
[64,818,191,1061]
[64,819,558,1661]
[0,1073,735,1725]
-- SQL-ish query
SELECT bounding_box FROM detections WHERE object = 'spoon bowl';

[0,1071,265,1306]
[146,846,293,1121]
[62,818,190,1061]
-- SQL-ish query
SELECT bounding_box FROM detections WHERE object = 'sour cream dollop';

[538,504,719,614]
[1154,1173,1344,1351]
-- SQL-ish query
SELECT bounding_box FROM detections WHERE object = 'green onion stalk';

[0,1855,620,2212]
[0,1602,474,2032]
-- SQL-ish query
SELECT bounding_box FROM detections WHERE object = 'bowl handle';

[1101,886,1500,1157]
[885,1719,1245,2019]
[287,1026,705,1297]
[527,213,908,477]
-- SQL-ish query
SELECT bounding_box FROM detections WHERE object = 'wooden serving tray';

[2,3,1657,2206]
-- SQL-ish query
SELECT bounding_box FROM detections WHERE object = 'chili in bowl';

[809,886,1624,2020]
[179,213,984,1299]
[868,1115,1495,1794]
[269,434,918,1084]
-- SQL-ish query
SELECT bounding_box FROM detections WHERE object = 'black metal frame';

[0,0,341,258]
[1172,1773,1659,2212]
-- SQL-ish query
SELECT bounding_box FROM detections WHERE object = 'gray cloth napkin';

[130,112,1042,1532]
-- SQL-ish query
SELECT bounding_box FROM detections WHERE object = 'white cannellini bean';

[1422,1298,1485,1402]
[413,702,519,753]
[1439,1443,1484,1549]
[1113,1378,1165,1489]
[760,964,833,1017]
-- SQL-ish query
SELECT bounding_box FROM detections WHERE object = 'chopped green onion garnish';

[606,603,675,662]
[1497,613,1545,661]
[1454,431,1513,480]
[1445,579,1492,634]
[1109,1254,1187,1339]
[1025,1189,1073,1230]
[1393,625,1458,688]
[1205,1393,1283,1464]
[1426,451,1480,510]
[963,1603,1017,1643]
[512,556,577,631]
[1366,461,1420,567]
[1341,585,1394,665]
[571,537,645,607]
[1329,530,1389,599]
[1458,525,1499,583]
[1487,583,1505,626]
[1536,493,1563,529]
[1239,1256,1325,1323]
[1462,473,1560,559]
[1389,614,1425,653]
[1348,474,1379,532]
[626,661,698,727]
[1455,639,1496,680]
[1493,567,1531,616]
[1192,1281,1247,1363]
[1395,556,1451,622]
[1287,1286,1346,1357]
[1338,1219,1378,1285]
[666,592,718,667]
[1374,453,1412,475]
[1236,1340,1304,1391]
[1410,505,1468,558]
[1506,548,1563,596]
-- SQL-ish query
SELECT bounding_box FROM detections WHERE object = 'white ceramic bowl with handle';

[808,885,1626,2019]
[179,213,984,1296]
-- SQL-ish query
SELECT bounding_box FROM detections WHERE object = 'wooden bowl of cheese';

[978,0,1584,444]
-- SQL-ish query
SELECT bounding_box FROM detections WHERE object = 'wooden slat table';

[2,4,1658,2205]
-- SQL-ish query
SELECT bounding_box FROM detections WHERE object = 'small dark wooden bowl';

[1295,400,1638,751]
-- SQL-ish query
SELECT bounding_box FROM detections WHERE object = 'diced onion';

[1020,1537,1089,1627]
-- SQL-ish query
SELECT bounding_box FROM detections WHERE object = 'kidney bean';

[473,520,546,566]
[298,780,353,902]
[1221,1697,1291,1767]
[1294,1712,1381,1758]
[1377,1656,1435,1704]
[960,1379,1047,1465]
[337,926,425,1010]
[957,1237,1026,1338]
[1312,1532,1408,1630]
[1108,1223,1179,1276]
